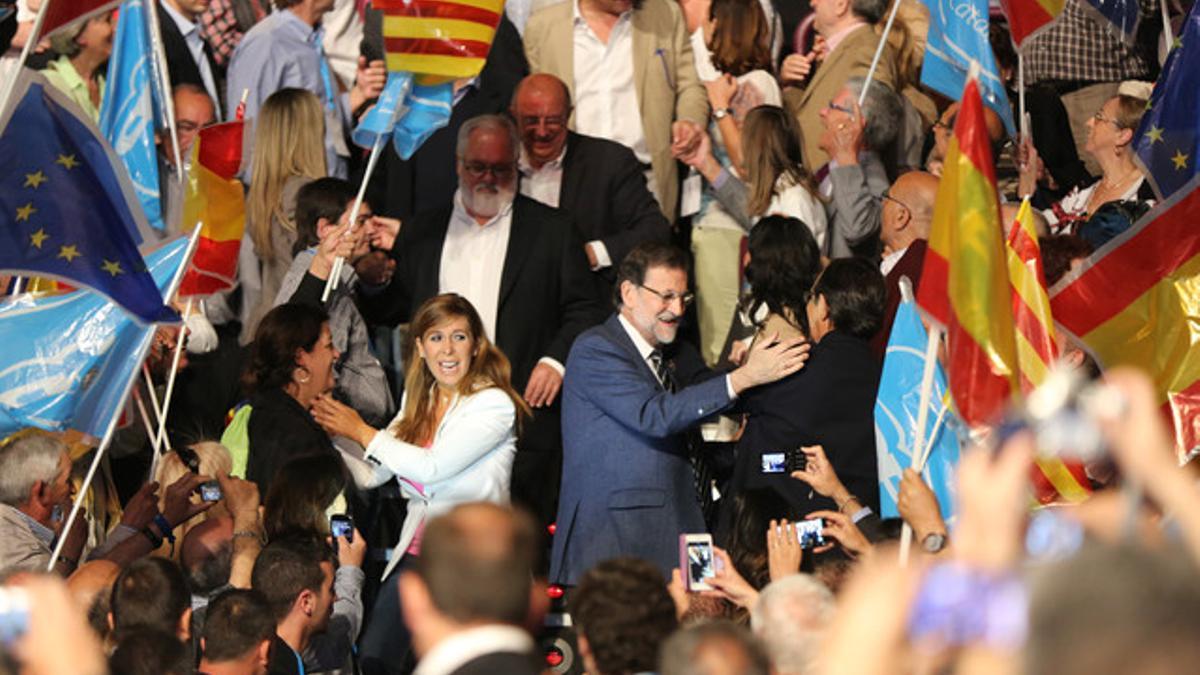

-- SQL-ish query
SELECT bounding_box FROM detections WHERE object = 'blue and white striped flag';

[0,237,190,439]
[875,285,964,526]
[352,72,455,160]
[99,0,164,232]
[920,0,1017,136]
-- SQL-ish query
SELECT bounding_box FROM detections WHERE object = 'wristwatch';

[713,107,734,120]
[922,532,949,553]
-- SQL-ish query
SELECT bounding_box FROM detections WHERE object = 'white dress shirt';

[439,190,514,341]
[161,0,222,118]
[571,0,650,165]
[413,624,534,675]
[518,145,613,270]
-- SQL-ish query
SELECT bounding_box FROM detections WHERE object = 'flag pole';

[899,322,943,566]
[151,296,192,454]
[146,0,183,184]
[323,132,385,301]
[0,0,50,118]
[859,0,903,106]
[48,227,203,571]
[1160,0,1174,54]
[1017,53,1028,142]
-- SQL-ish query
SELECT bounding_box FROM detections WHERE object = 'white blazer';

[346,386,517,581]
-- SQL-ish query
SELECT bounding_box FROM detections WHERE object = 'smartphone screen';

[331,515,354,542]
[686,541,715,588]
[760,452,787,473]
[796,518,825,549]
[199,481,222,502]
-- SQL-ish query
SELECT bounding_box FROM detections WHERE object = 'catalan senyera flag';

[998,0,1065,47]
[917,75,1020,428]
[1006,198,1092,504]
[1051,176,1200,454]
[375,0,505,78]
[176,120,246,297]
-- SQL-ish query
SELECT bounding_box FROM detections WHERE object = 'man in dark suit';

[400,503,542,675]
[363,12,528,220]
[158,0,224,116]
[550,243,809,585]
[356,114,604,527]
[870,170,937,357]
[511,74,670,285]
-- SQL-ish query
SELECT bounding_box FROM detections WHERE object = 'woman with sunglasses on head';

[1019,93,1156,236]
[310,293,530,672]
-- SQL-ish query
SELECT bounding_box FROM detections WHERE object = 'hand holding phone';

[679,533,716,591]
[199,480,222,502]
[330,514,354,542]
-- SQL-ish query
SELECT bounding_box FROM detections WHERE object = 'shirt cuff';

[586,241,612,270]
[713,167,732,190]
[724,374,737,400]
[538,357,565,376]
[850,506,873,524]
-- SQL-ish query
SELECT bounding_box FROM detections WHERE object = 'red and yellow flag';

[917,76,1020,428]
[374,0,505,79]
[1006,198,1091,503]
[1051,179,1200,455]
[177,121,246,298]
[998,0,1065,47]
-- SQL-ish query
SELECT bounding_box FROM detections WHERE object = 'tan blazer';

[782,24,898,170]
[525,0,709,223]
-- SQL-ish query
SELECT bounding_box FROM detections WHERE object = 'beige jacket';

[524,0,709,222]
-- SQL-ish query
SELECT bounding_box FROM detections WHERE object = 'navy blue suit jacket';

[550,315,734,585]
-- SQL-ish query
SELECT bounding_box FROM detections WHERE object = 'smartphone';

[795,517,825,549]
[0,587,30,646]
[199,480,222,502]
[760,449,808,474]
[330,514,354,542]
[679,533,716,591]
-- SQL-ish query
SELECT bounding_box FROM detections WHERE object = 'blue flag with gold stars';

[1133,1,1200,200]
[0,236,191,439]
[0,70,176,324]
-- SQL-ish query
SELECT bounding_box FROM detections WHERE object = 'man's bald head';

[511,74,572,169]
[881,171,939,252]
[68,559,121,607]
[181,516,234,595]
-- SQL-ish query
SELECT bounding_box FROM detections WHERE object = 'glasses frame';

[639,284,695,308]
[460,160,517,180]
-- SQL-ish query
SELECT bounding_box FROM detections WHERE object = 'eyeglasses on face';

[1091,110,1124,129]
[826,101,854,115]
[461,161,517,179]
[875,191,910,212]
[639,284,695,307]
[519,115,567,130]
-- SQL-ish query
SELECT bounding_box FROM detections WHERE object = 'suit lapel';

[425,209,451,299]
[631,9,652,112]
[554,4,577,110]
[602,314,662,388]
[498,200,534,309]
[800,24,867,109]
[559,133,585,206]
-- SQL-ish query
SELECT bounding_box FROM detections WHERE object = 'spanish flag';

[917,74,1020,428]
[375,0,505,79]
[1051,177,1200,455]
[1006,198,1091,503]
[177,120,246,297]
[998,0,1064,47]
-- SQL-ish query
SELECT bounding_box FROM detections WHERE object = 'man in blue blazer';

[551,243,810,585]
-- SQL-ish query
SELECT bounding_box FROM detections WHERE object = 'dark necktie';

[649,349,675,393]
[649,349,714,520]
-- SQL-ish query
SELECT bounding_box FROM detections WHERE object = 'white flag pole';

[146,0,183,184]
[858,0,903,106]
[899,322,943,566]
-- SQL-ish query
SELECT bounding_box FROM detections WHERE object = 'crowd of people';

[2,0,1200,672]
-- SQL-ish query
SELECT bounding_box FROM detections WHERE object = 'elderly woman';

[1020,93,1155,235]
[41,12,112,121]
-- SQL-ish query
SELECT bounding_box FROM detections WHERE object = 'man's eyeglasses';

[519,115,567,130]
[932,116,956,132]
[1092,110,1124,129]
[826,101,854,115]
[876,191,910,212]
[461,161,516,179]
[640,284,695,307]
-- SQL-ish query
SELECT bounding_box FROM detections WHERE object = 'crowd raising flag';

[917,73,1020,427]
[919,0,1017,136]
[1006,199,1091,504]
[177,119,247,297]
[0,237,192,439]
[1133,0,1199,201]
[876,285,963,526]
[98,0,165,233]
[998,0,1065,46]
[1051,176,1200,454]
[0,72,177,325]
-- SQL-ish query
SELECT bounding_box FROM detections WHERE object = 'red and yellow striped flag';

[917,75,1020,428]
[1051,178,1200,455]
[374,0,505,79]
[177,120,246,297]
[1006,198,1092,503]
[999,0,1065,47]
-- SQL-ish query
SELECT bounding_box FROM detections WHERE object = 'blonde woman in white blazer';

[312,293,531,671]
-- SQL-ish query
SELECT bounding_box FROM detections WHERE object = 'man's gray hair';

[750,575,836,675]
[660,621,771,675]
[0,434,66,506]
[850,0,888,23]
[843,76,903,152]
[455,114,521,161]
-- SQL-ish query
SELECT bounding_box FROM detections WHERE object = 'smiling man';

[550,242,810,585]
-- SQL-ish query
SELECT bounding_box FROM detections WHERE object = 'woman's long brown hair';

[390,294,531,444]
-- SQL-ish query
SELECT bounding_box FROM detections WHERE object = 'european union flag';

[0,237,190,439]
[0,70,176,324]
[1080,0,1140,44]
[1133,1,1200,201]
[875,285,963,525]
[920,0,1017,136]
[352,72,454,160]
[99,0,165,233]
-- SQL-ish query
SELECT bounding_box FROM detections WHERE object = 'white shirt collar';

[413,625,534,675]
[450,188,515,229]
[618,312,658,361]
[161,0,198,37]
[880,245,909,276]
[573,0,632,27]
[518,145,568,176]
